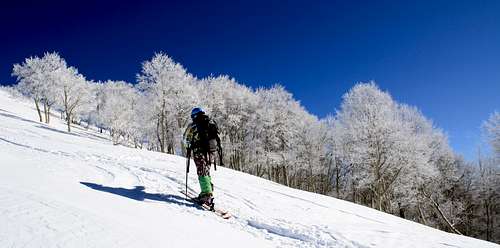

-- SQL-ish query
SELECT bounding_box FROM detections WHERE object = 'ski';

[180,190,232,219]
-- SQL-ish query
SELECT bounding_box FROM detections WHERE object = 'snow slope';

[0,89,497,248]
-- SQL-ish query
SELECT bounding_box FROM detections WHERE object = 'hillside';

[0,88,497,248]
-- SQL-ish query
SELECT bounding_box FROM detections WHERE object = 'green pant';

[193,152,215,194]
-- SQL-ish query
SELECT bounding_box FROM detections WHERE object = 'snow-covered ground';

[0,89,497,248]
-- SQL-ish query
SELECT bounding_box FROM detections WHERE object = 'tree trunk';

[43,101,48,123]
[34,98,43,122]
[428,195,463,235]
[167,143,174,154]
[47,105,51,123]
[485,199,491,241]
[156,118,163,152]
[160,112,166,153]
[43,101,51,124]
[282,165,289,187]
[64,87,71,132]
[66,112,72,132]
[418,203,428,225]
[352,181,357,203]
[335,163,340,196]
[378,192,383,211]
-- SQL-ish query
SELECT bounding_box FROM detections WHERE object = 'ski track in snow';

[0,187,146,248]
[1,89,499,248]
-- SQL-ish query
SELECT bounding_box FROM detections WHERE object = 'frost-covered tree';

[291,114,329,192]
[331,82,474,235]
[199,75,259,171]
[54,67,92,132]
[12,52,66,123]
[12,52,90,129]
[93,80,139,145]
[255,85,299,184]
[250,85,322,187]
[334,83,446,213]
[471,156,500,241]
[12,56,45,122]
[137,52,197,154]
[86,81,105,132]
[392,105,437,195]
[470,112,500,241]
[325,116,351,197]
[75,80,99,129]
[334,82,406,210]
[38,52,67,124]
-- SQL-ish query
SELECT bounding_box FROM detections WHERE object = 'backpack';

[191,114,220,153]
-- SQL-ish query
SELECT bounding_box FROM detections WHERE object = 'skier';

[183,107,222,205]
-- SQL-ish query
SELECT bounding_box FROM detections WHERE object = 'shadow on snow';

[80,182,198,209]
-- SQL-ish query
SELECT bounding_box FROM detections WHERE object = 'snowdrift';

[0,89,497,248]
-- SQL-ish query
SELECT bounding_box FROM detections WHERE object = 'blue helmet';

[191,107,204,119]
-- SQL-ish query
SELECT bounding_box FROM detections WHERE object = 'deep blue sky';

[1,0,499,160]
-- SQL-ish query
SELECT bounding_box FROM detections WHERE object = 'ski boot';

[196,192,215,211]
